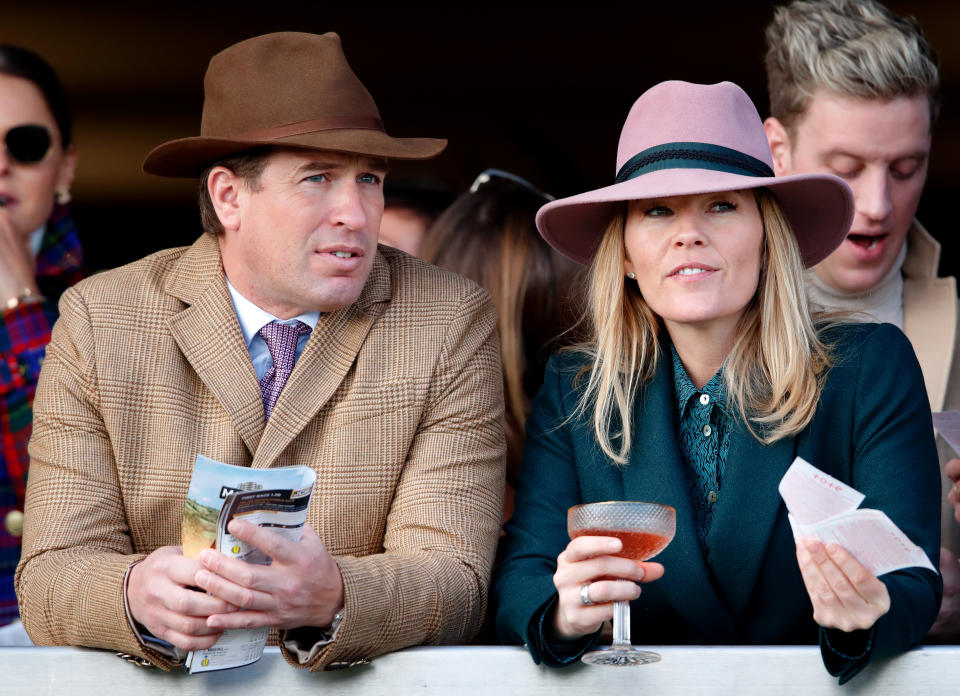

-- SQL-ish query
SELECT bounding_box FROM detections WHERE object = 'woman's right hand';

[551,535,665,640]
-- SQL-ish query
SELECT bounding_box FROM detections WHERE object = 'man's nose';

[331,180,367,230]
[855,169,893,224]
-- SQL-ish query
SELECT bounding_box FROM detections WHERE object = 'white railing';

[2,644,959,695]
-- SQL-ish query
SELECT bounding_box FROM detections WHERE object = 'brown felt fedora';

[143,32,447,177]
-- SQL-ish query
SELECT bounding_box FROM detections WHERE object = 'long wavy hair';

[568,188,833,464]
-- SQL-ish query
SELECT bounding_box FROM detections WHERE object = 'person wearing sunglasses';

[491,81,941,684]
[0,44,84,645]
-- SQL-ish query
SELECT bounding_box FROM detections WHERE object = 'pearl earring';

[56,188,72,205]
[626,272,636,279]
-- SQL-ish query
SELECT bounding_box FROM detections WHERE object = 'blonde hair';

[765,0,940,132]
[569,189,832,464]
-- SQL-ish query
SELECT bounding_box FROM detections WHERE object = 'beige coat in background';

[15,233,506,670]
[901,221,960,555]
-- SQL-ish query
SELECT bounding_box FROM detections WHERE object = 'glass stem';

[612,581,632,647]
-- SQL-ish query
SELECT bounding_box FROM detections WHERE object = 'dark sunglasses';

[3,124,53,164]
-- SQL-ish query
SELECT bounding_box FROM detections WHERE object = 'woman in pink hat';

[491,81,941,683]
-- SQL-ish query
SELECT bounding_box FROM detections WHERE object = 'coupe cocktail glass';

[567,501,676,666]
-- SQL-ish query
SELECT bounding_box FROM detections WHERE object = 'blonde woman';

[491,81,941,684]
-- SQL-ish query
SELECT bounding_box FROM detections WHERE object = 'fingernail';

[198,550,213,564]
[607,539,620,551]
[826,544,840,556]
[195,570,210,586]
[635,566,645,581]
[208,616,221,629]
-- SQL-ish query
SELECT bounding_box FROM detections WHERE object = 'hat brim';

[143,128,447,177]
[536,168,854,268]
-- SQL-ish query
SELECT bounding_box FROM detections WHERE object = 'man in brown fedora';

[16,32,505,669]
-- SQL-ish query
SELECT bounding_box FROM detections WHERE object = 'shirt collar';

[670,343,728,418]
[226,277,320,348]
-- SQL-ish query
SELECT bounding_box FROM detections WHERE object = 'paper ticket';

[779,457,935,576]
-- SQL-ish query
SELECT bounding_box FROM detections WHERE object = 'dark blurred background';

[3,1,958,275]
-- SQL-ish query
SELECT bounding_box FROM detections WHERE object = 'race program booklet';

[181,454,316,673]
[778,457,935,576]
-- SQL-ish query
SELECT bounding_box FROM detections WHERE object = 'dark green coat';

[492,323,941,684]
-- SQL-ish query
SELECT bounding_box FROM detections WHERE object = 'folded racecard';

[778,457,935,576]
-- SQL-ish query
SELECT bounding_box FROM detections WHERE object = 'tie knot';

[258,320,312,365]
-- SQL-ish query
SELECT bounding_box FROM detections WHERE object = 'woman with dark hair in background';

[420,170,581,521]
[0,44,85,644]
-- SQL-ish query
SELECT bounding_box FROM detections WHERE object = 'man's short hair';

[765,0,940,133]
[197,148,273,235]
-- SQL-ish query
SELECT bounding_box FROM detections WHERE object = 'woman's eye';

[644,205,671,217]
[710,200,737,212]
[306,173,329,183]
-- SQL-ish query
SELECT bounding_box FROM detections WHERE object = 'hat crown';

[199,31,382,137]
[615,81,774,175]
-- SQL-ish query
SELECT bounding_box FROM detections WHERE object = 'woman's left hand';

[796,540,890,632]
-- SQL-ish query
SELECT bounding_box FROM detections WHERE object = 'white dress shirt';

[226,278,320,380]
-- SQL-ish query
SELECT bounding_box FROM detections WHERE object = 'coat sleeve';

[14,286,178,669]
[281,284,506,670]
[491,352,601,665]
[819,323,943,683]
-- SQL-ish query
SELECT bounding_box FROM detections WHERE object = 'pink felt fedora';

[536,81,854,267]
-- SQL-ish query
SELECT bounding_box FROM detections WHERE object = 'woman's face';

[0,73,76,238]
[623,190,764,340]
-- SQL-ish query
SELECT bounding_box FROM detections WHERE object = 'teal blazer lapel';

[621,357,736,637]
[705,420,796,619]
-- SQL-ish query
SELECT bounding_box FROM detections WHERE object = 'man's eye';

[306,174,328,183]
[891,164,921,181]
[358,173,382,184]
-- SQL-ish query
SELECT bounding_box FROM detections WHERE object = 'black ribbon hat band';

[615,141,775,184]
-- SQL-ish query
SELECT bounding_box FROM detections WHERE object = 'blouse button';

[699,393,710,405]
[702,424,712,437]
[707,490,718,504]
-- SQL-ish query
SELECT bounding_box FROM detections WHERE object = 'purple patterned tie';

[258,321,312,420]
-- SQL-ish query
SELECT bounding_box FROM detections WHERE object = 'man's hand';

[195,520,344,631]
[127,546,235,650]
[0,210,40,302]
[796,540,890,632]
[946,458,960,525]
[926,547,960,641]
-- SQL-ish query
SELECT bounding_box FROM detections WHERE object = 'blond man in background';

[763,0,959,639]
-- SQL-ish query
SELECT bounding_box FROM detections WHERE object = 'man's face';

[218,149,386,318]
[767,91,931,293]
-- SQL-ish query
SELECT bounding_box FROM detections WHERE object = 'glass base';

[581,647,661,667]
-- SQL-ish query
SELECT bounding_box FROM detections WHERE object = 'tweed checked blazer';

[15,233,506,670]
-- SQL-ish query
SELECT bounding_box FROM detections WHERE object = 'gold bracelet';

[3,288,45,310]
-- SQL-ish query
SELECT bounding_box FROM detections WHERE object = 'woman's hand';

[0,210,39,302]
[551,535,664,641]
[796,540,890,632]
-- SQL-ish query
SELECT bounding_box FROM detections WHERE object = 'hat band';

[615,142,774,184]
[234,116,385,141]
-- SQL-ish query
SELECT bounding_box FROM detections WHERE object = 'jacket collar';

[164,234,392,462]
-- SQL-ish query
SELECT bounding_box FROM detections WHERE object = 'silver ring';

[579,583,595,606]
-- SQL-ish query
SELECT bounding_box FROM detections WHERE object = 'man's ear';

[208,167,243,232]
[763,117,793,176]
